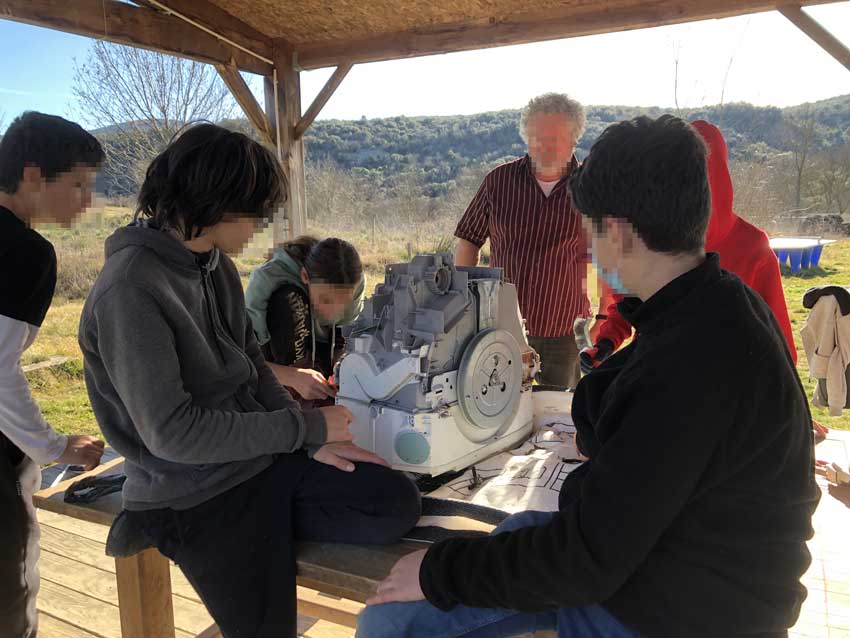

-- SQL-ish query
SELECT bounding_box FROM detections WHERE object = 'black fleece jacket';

[419,254,820,638]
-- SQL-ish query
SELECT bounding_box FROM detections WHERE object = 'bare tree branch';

[72,41,237,195]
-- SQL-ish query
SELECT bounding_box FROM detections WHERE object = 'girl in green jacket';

[246,236,364,403]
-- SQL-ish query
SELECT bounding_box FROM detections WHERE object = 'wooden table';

[33,457,421,638]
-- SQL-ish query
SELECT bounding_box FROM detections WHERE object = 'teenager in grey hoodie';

[78,124,420,638]
[245,236,364,404]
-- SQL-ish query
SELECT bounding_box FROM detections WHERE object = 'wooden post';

[263,44,307,246]
[115,549,176,638]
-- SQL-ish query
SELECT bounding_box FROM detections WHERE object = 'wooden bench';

[34,456,421,638]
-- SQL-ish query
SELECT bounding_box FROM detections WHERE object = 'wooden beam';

[115,549,176,638]
[215,62,274,147]
[294,0,841,70]
[132,0,273,63]
[0,0,272,75]
[779,5,850,73]
[294,63,353,140]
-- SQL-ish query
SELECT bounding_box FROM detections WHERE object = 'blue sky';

[1,2,850,132]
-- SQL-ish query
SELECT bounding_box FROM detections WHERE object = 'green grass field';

[24,207,850,437]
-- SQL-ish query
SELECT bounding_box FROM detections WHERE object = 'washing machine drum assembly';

[336,253,540,476]
[456,329,524,444]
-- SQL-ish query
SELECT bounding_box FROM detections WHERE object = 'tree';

[784,106,818,211]
[811,145,850,216]
[72,41,237,195]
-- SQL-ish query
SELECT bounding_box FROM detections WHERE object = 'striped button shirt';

[454,154,590,338]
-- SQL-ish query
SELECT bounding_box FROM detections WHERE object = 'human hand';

[56,435,105,471]
[579,339,614,374]
[366,549,427,605]
[313,441,390,472]
[318,405,355,443]
[275,366,336,400]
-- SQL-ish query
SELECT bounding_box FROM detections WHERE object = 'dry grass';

[24,206,850,436]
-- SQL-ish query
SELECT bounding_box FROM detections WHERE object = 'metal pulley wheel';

[455,328,523,443]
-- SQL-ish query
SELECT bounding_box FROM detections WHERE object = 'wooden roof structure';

[2,0,849,240]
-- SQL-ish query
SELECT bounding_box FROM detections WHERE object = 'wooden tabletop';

[34,454,422,603]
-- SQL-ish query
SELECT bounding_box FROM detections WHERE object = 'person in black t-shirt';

[0,112,106,638]
[358,116,819,638]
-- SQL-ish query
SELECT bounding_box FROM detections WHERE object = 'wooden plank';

[195,625,223,638]
[303,619,355,638]
[293,0,840,70]
[37,515,202,603]
[22,356,71,373]
[39,523,116,573]
[779,5,850,73]
[33,457,124,527]
[39,549,214,635]
[295,541,423,603]
[37,579,195,638]
[294,63,353,139]
[132,0,273,61]
[296,587,362,629]
[37,578,123,638]
[0,0,272,75]
[35,457,125,501]
[38,509,109,544]
[38,611,103,638]
[215,61,275,147]
[41,549,119,605]
[115,548,176,638]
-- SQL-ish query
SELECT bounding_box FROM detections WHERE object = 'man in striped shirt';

[454,93,590,389]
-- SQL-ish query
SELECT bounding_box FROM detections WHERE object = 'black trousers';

[126,453,421,638]
[0,435,38,638]
[528,334,581,390]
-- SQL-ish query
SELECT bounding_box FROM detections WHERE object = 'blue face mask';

[592,255,630,295]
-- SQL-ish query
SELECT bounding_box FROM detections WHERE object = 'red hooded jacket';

[594,120,797,364]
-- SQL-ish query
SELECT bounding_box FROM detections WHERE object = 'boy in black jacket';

[358,115,820,638]
[0,112,105,638]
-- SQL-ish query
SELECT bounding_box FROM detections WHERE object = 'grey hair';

[519,93,586,143]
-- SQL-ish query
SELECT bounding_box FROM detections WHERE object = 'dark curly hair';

[136,123,286,240]
[569,114,710,254]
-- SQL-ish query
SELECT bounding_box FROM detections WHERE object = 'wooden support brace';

[779,5,850,73]
[115,549,176,638]
[294,63,354,140]
[215,61,275,147]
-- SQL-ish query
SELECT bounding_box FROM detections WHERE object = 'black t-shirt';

[0,206,57,328]
[0,205,57,465]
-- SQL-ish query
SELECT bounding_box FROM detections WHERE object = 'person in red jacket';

[583,119,829,438]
